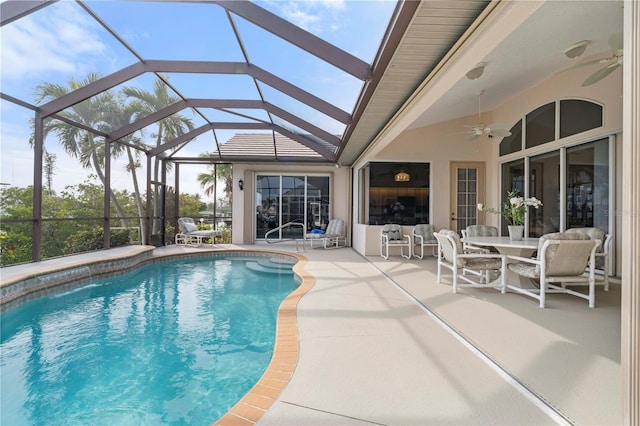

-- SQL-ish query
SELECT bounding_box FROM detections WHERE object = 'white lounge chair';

[433,230,506,294]
[175,217,222,246]
[305,219,346,249]
[506,232,598,308]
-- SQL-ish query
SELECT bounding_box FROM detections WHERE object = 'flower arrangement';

[477,190,542,225]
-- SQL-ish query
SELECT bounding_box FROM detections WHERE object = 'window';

[500,159,524,235]
[566,138,609,232]
[364,162,430,225]
[499,119,522,156]
[560,100,603,138]
[526,102,556,148]
[529,150,560,237]
[501,99,603,156]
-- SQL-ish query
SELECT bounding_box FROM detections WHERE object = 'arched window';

[499,99,603,156]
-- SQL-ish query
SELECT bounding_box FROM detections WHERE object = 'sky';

[0,0,396,200]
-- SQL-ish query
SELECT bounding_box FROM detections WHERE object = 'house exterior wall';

[351,63,623,258]
[231,163,350,245]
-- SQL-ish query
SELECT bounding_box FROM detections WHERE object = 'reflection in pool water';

[1,255,297,426]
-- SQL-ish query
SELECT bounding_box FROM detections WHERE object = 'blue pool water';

[1,255,298,425]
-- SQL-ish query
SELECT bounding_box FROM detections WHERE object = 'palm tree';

[100,99,148,241]
[122,77,195,235]
[32,73,128,225]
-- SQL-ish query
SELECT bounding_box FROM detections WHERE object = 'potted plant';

[477,190,542,240]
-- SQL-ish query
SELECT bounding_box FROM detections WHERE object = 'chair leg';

[603,257,609,291]
[452,266,458,294]
[589,269,596,308]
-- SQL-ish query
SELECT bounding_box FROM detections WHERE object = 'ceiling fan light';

[563,40,590,58]
[465,62,486,80]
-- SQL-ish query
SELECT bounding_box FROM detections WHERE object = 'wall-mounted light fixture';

[238,179,244,190]
[394,171,410,182]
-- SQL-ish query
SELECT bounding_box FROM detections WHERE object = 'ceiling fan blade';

[467,133,481,141]
[582,63,620,87]
[489,129,512,138]
[608,32,623,51]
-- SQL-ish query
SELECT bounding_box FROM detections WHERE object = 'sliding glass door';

[255,175,330,241]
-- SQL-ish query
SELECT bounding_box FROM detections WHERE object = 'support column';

[621,1,640,423]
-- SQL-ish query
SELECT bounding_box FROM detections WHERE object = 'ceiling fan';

[580,32,623,87]
[464,90,512,141]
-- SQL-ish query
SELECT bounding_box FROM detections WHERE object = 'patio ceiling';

[0,0,491,166]
[353,0,624,162]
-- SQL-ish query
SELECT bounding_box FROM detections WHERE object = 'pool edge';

[213,251,313,426]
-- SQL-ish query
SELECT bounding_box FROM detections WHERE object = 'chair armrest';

[413,233,423,244]
[463,245,489,254]
[458,253,505,260]
[506,254,540,265]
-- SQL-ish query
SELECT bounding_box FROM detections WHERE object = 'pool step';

[245,260,294,275]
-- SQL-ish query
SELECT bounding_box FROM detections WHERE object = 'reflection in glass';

[529,150,560,237]
[366,163,430,226]
[255,175,330,240]
[566,138,609,233]
[499,120,522,156]
[501,159,524,235]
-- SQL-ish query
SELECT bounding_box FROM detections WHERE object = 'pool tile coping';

[213,251,313,426]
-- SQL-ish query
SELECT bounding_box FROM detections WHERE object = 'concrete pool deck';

[1,243,621,425]
[228,243,620,425]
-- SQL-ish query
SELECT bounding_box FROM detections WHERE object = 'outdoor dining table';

[462,236,540,290]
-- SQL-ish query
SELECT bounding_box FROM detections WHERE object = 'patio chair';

[464,225,499,253]
[380,224,411,259]
[175,217,222,246]
[412,224,438,258]
[433,230,506,294]
[506,232,598,308]
[564,227,612,290]
[305,219,346,249]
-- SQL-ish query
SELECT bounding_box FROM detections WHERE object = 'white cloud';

[0,2,107,80]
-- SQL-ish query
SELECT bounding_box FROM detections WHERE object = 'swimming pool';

[0,255,299,425]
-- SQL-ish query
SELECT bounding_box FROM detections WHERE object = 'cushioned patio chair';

[380,224,411,259]
[305,219,346,249]
[412,224,438,258]
[433,230,506,294]
[175,217,222,246]
[565,227,612,290]
[464,225,499,253]
[506,232,598,308]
